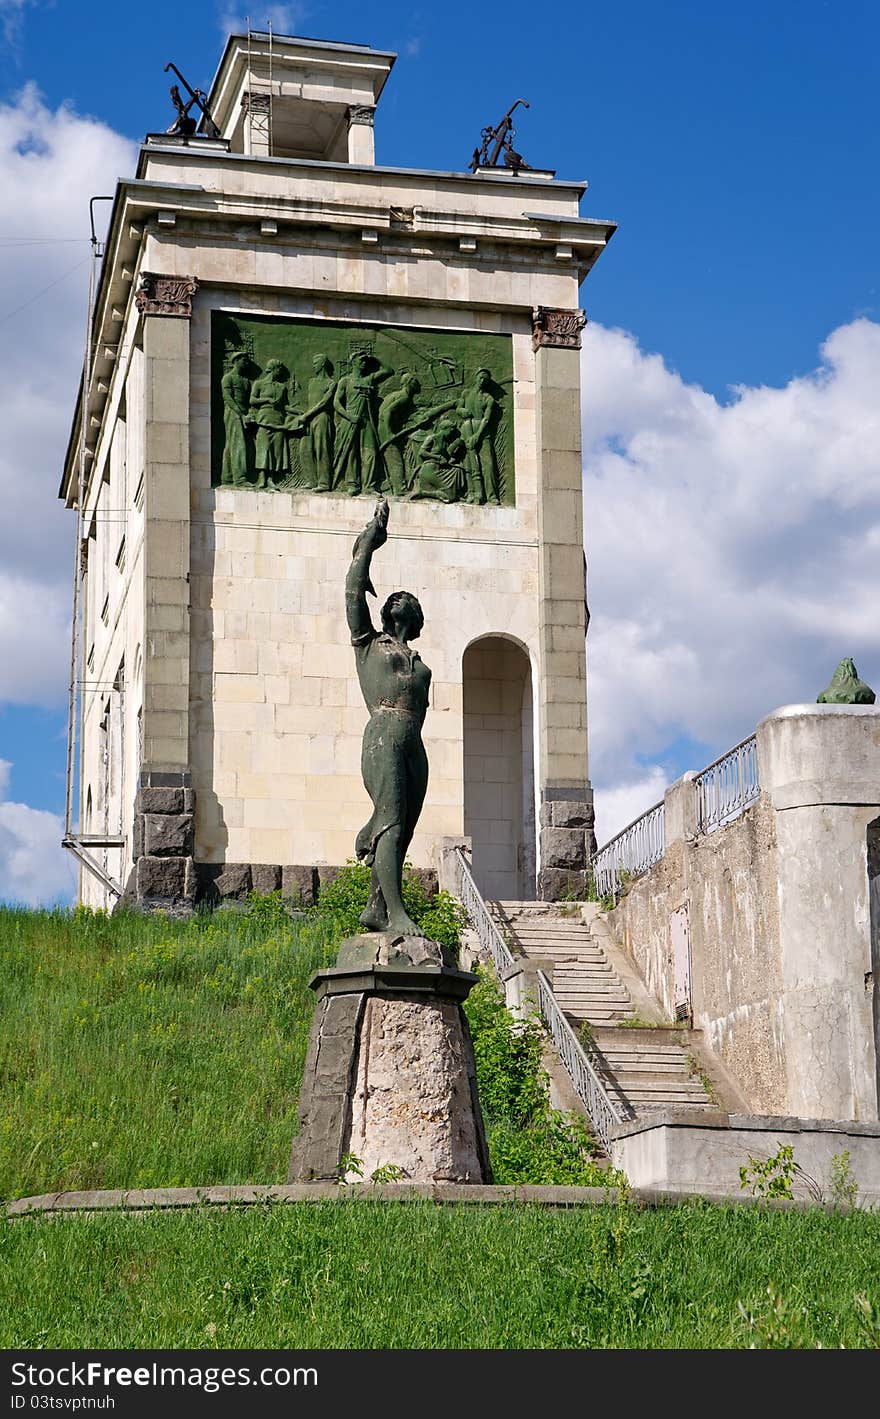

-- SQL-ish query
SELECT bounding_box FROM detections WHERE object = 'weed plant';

[306,860,466,952]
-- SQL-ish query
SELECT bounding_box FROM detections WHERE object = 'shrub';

[463,969,619,1187]
[306,861,465,953]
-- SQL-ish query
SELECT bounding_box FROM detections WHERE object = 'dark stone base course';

[538,792,597,900]
[538,867,589,901]
[194,862,439,909]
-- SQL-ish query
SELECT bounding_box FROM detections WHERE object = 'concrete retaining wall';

[611,1112,880,1207]
[605,705,880,1122]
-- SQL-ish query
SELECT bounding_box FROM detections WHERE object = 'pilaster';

[533,308,593,897]
[347,105,375,164]
[127,275,196,912]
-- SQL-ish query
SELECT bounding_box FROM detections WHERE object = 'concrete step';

[487,901,724,1123]
[556,978,628,988]
[609,1076,707,1093]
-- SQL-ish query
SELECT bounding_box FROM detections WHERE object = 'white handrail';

[450,847,516,974]
[695,734,759,834]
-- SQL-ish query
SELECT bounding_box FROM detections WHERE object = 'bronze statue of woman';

[346,498,430,937]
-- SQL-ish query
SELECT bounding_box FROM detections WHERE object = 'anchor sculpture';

[164,62,221,138]
[469,98,533,172]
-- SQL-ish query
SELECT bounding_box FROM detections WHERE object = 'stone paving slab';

[5,1180,855,1216]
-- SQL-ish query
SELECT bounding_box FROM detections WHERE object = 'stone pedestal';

[289,934,491,1184]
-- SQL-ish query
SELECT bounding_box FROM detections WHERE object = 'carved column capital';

[531,306,587,352]
[135,272,199,319]
[348,104,375,127]
[241,91,271,114]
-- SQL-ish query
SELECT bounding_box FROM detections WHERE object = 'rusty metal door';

[671,905,692,1021]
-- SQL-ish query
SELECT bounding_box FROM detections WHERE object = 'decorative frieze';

[531,305,587,352]
[212,311,516,505]
[135,272,199,319]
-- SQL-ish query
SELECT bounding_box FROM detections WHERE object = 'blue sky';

[4,0,876,394]
[0,0,878,902]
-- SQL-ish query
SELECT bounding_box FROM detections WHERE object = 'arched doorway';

[462,636,536,901]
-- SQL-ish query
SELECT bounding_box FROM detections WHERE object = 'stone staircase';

[491,900,730,1120]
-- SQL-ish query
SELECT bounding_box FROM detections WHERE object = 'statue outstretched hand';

[352,497,389,561]
[371,497,389,547]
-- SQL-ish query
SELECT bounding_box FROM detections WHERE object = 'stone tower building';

[61,31,616,911]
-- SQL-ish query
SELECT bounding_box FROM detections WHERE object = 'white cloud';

[593,765,669,846]
[0,83,135,705]
[0,0,34,48]
[0,574,70,705]
[217,3,307,37]
[0,757,75,906]
[583,318,880,799]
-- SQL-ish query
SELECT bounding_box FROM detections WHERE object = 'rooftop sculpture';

[469,99,533,172]
[163,62,220,138]
[817,657,876,705]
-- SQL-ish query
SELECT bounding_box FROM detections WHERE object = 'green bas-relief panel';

[211,312,515,505]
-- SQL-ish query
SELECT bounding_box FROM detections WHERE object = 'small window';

[133,472,144,510]
[87,644,95,672]
[100,594,109,626]
[115,536,126,574]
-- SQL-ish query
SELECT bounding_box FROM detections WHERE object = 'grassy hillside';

[2,890,878,1350]
[3,1198,879,1348]
[0,879,605,1199]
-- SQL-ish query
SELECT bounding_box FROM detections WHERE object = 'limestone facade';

[61,32,615,909]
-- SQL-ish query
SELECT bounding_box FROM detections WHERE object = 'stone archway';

[462,635,536,901]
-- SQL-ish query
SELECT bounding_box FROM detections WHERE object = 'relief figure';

[377,373,421,496]
[220,351,251,486]
[250,358,290,489]
[298,353,337,491]
[409,417,468,503]
[332,351,393,495]
[456,367,500,504]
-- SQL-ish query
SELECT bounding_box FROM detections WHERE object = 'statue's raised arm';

[345,498,389,645]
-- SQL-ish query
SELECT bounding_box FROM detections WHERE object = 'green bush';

[306,861,466,953]
[463,969,617,1187]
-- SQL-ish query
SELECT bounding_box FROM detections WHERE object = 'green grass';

[2,898,879,1349]
[2,1199,879,1348]
[0,899,338,1198]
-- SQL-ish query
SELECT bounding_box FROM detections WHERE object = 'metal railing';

[695,734,759,834]
[591,800,665,901]
[451,847,516,974]
[535,972,628,1152]
[451,847,625,1153]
